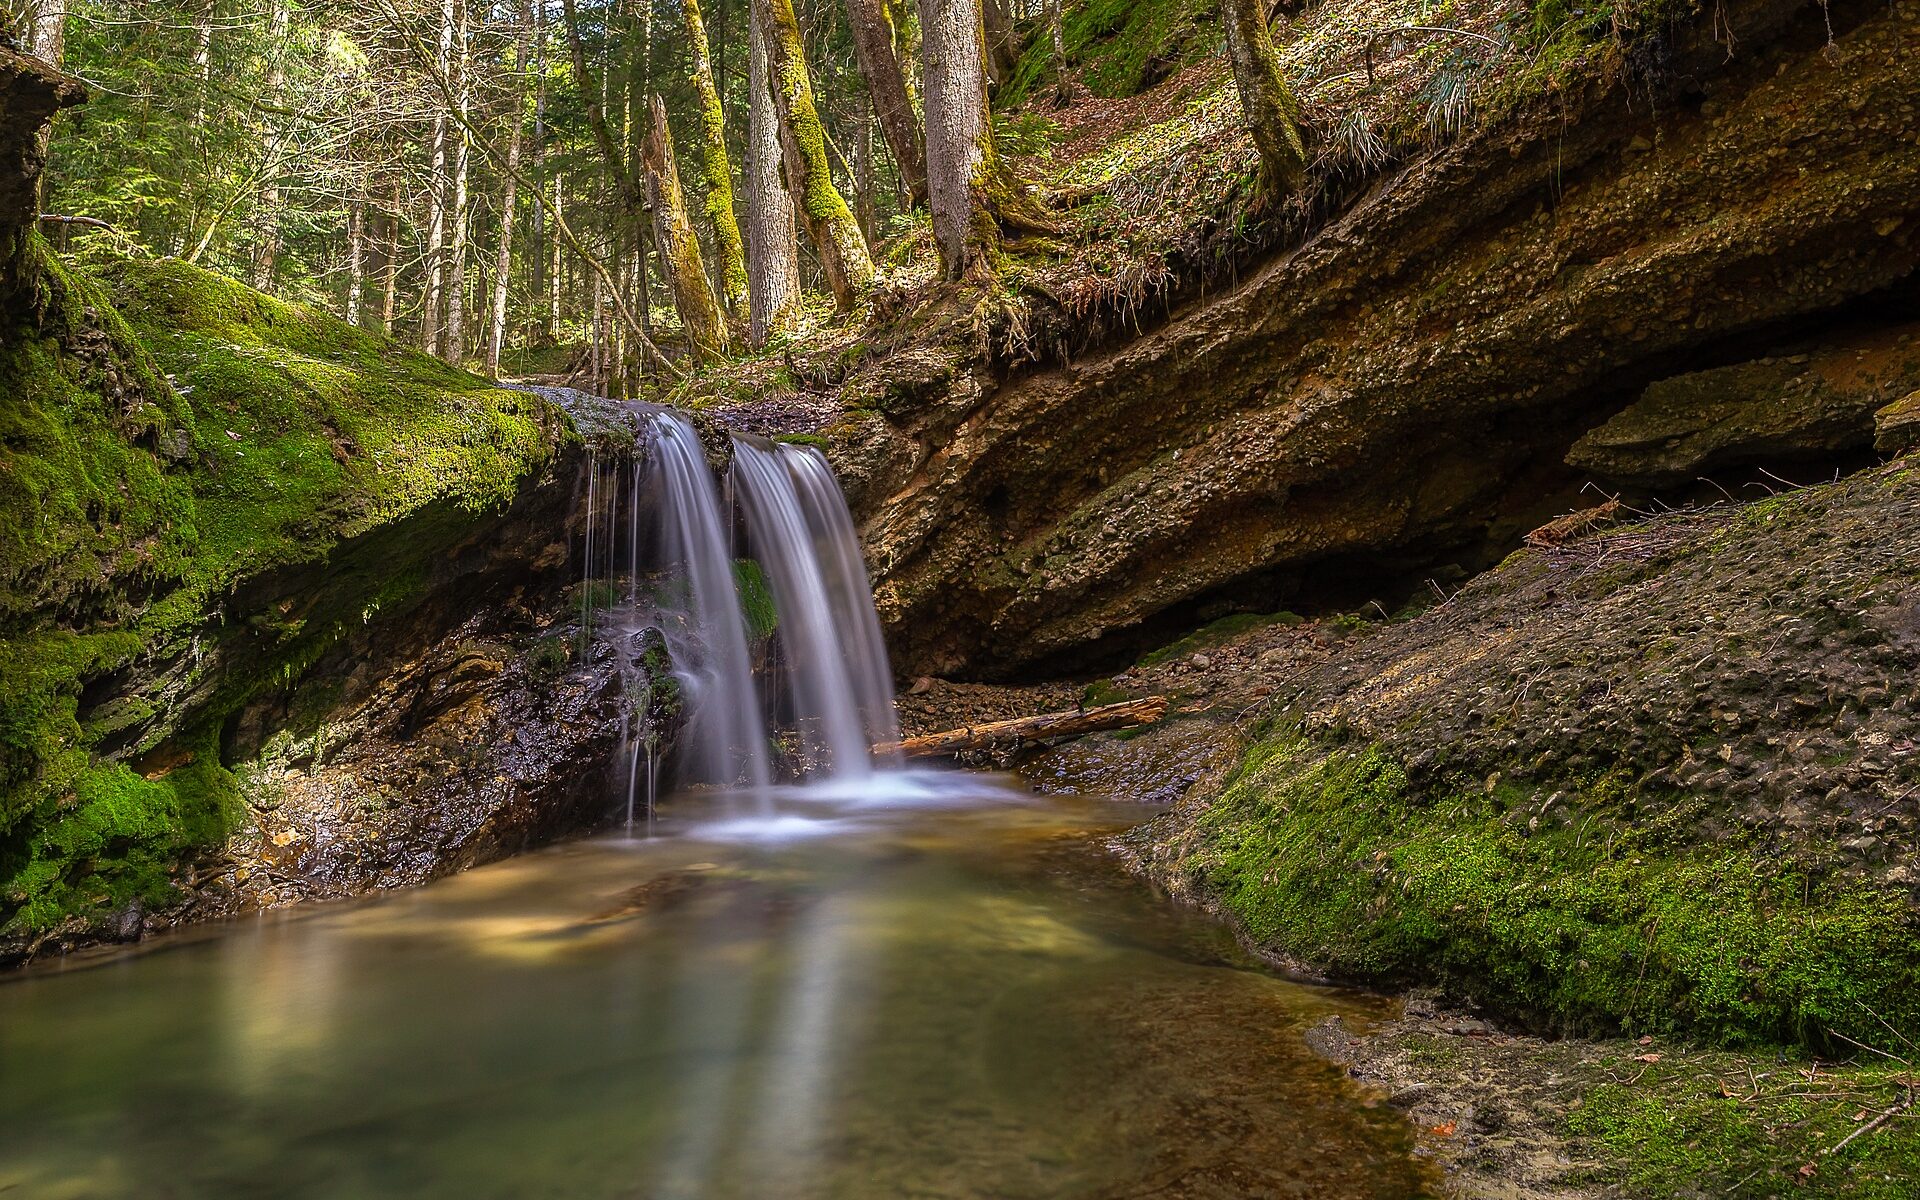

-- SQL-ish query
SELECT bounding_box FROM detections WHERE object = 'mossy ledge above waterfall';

[0,243,578,959]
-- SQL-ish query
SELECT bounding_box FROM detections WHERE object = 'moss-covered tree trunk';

[845,0,928,207]
[752,0,875,310]
[917,0,1055,282]
[1222,0,1308,194]
[745,5,801,345]
[643,94,730,363]
[681,0,748,317]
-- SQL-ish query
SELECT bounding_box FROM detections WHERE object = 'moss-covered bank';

[1125,461,1920,1054]
[1174,730,1919,1050]
[0,240,572,953]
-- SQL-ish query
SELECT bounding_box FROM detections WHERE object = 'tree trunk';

[854,106,877,244]
[642,94,729,363]
[380,178,401,335]
[682,0,748,316]
[979,0,1018,86]
[744,4,801,346]
[422,0,456,352]
[345,192,366,326]
[529,0,548,343]
[443,0,471,363]
[844,0,927,207]
[487,0,532,378]
[918,0,1056,281]
[251,0,291,290]
[548,174,563,340]
[1221,0,1307,194]
[28,0,65,66]
[753,0,875,310]
[875,696,1169,758]
[1047,0,1066,94]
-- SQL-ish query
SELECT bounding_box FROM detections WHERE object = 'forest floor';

[898,459,1920,1198]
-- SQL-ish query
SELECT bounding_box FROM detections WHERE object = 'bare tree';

[753,0,874,310]
[744,2,800,345]
[1222,0,1307,193]
[844,0,927,207]
[642,93,729,362]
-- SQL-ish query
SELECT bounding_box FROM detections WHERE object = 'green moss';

[1139,610,1301,666]
[1568,1055,1920,1198]
[1007,0,1218,104]
[772,432,829,449]
[734,558,779,644]
[0,246,570,941]
[682,0,748,314]
[1185,730,1920,1050]
[1082,679,1135,708]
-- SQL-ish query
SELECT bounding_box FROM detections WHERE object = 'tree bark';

[344,192,366,326]
[853,106,877,243]
[844,0,927,207]
[251,0,291,290]
[643,93,729,363]
[918,0,1053,281]
[744,4,801,346]
[380,178,401,335]
[28,0,65,66]
[681,0,748,317]
[548,173,563,339]
[875,696,1169,758]
[443,0,471,363]
[422,0,456,351]
[529,0,548,344]
[487,0,532,377]
[753,0,875,310]
[1222,0,1308,194]
[978,0,1017,86]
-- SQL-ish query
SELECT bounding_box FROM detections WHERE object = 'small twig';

[1824,1087,1914,1156]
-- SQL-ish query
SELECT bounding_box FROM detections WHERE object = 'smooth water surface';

[0,778,1434,1200]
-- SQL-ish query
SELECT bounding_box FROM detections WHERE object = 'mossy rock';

[0,244,574,945]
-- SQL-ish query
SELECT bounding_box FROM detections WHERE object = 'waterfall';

[567,403,902,816]
[646,413,772,799]
[733,439,902,779]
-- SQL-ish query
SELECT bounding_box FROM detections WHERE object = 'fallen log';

[876,695,1169,759]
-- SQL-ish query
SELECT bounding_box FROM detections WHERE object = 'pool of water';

[0,773,1435,1199]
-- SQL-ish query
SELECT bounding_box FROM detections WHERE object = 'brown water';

[0,776,1434,1199]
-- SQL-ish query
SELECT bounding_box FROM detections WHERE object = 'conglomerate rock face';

[848,0,1920,679]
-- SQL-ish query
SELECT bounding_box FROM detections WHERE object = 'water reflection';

[0,775,1435,1199]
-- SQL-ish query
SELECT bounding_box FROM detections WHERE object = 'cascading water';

[568,401,902,821]
[645,412,774,803]
[732,439,901,779]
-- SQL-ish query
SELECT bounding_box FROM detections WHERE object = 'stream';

[0,775,1435,1199]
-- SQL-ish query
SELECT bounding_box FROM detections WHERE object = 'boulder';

[1566,333,1920,484]
[1876,390,1920,456]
